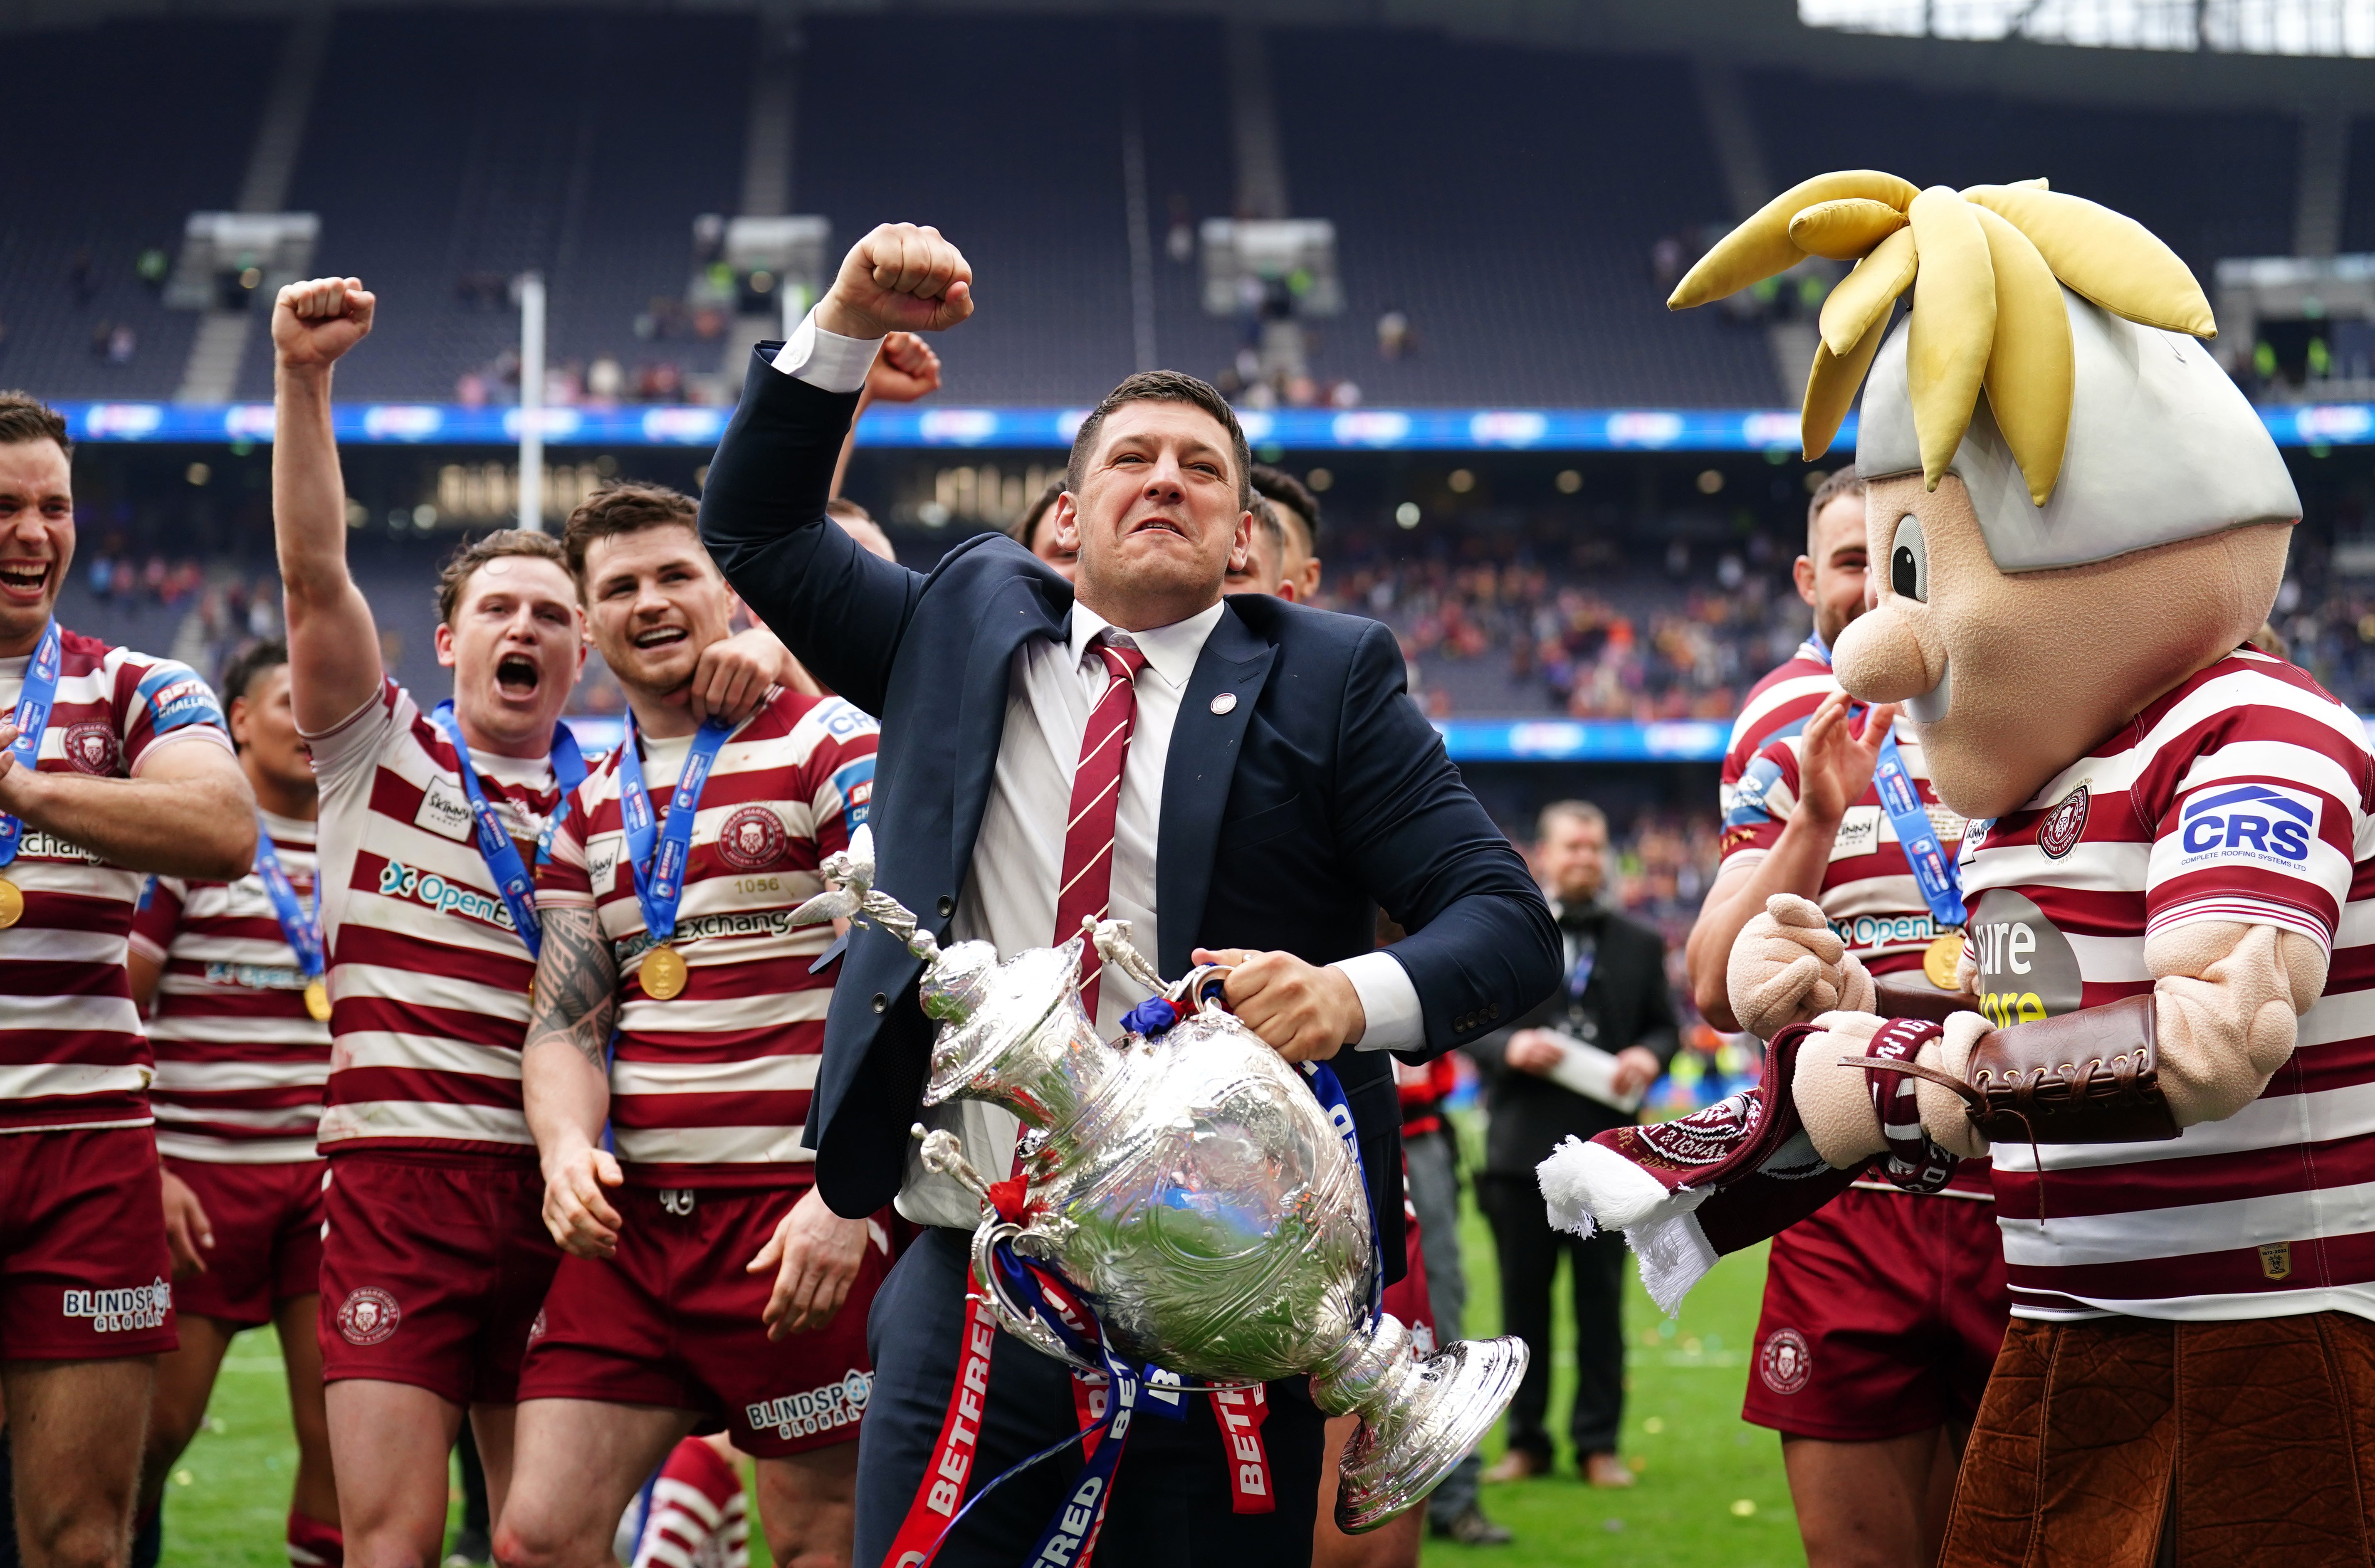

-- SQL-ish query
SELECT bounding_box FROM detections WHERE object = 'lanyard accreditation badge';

[430,702,588,961]
[1869,718,1967,989]
[0,618,63,931]
[617,712,735,1001]
[253,819,329,1021]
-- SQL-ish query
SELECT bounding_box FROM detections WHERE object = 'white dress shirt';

[773,307,1422,1227]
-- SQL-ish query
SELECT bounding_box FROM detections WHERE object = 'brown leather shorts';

[1943,1311,2375,1568]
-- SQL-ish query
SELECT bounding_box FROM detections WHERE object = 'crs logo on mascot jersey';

[2173,783,2319,866]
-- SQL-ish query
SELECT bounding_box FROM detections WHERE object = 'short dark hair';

[1008,478,1067,551]
[1250,496,1285,556]
[1805,469,1865,553]
[0,392,71,458]
[217,637,288,712]
[434,529,573,625]
[1065,371,1250,509]
[1251,464,1320,550]
[558,482,700,589]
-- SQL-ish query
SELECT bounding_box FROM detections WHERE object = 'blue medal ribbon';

[1871,724,1965,929]
[0,618,63,869]
[430,702,587,959]
[252,820,324,980]
[617,712,736,944]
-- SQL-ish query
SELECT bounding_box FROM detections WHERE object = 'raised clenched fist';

[273,276,375,371]
[817,223,974,341]
[867,331,943,404]
[1727,892,1875,1039]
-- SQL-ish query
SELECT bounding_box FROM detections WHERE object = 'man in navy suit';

[700,222,1559,1568]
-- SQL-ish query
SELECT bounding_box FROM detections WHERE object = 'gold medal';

[1923,933,1965,991]
[642,944,690,1001]
[0,875,20,930]
[304,978,331,1022]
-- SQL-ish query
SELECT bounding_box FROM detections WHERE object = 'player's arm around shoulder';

[270,276,385,736]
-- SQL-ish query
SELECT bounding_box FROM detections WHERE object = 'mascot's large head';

[1672,174,2301,819]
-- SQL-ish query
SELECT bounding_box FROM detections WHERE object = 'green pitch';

[164,1167,1799,1566]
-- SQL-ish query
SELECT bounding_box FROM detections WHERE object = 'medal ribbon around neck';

[618,711,736,995]
[252,818,329,1017]
[430,701,587,961]
[0,618,64,870]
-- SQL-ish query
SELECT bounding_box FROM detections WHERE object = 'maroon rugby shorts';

[518,1184,889,1458]
[1742,1184,2009,1442]
[166,1156,326,1327]
[316,1153,560,1405]
[0,1126,178,1359]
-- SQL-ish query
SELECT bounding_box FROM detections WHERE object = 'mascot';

[1541,173,2375,1564]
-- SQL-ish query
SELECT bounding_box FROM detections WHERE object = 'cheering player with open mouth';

[268,277,796,1566]
[494,482,883,1568]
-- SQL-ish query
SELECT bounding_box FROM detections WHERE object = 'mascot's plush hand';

[1728,894,1876,1038]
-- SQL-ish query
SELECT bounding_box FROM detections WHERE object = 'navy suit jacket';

[699,351,1562,1272]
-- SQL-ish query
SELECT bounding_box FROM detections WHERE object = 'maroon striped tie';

[1055,632,1148,1021]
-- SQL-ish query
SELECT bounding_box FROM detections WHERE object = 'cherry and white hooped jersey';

[130,810,331,1163]
[1722,641,1989,1198]
[536,688,877,1188]
[1720,636,1837,817]
[1960,650,2375,1322]
[0,627,230,1134]
[1722,721,1967,978]
[309,679,567,1159]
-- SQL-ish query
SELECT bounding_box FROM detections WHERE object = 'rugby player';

[1249,465,1322,600]
[129,638,340,1568]
[0,391,254,1568]
[267,277,794,1568]
[494,482,883,1568]
[1684,470,2006,1568]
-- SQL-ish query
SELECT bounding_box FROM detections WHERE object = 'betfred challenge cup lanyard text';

[430,702,587,960]
[1871,724,1966,928]
[617,712,736,944]
[0,618,62,869]
[252,820,324,980]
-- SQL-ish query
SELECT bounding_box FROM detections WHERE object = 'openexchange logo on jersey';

[64,1279,171,1333]
[748,1370,872,1440]
[377,859,518,930]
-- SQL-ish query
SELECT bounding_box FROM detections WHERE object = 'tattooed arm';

[523,903,625,1259]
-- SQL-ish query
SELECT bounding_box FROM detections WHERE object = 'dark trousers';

[857,1227,1325,1568]
[1479,1172,1627,1459]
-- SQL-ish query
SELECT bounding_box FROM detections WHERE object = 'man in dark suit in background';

[1469,800,1679,1491]
[698,221,1559,1568]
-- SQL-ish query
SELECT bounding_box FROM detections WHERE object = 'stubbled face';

[1055,401,1250,627]
[230,664,316,804]
[1225,519,1288,598]
[1538,813,1608,906]
[580,523,734,706]
[1796,491,1868,648]
[435,555,585,751]
[0,438,74,657]
[1833,473,2290,820]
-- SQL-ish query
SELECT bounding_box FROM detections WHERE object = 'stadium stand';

[0,17,280,400]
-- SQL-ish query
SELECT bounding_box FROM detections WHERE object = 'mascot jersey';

[1962,648,2375,1322]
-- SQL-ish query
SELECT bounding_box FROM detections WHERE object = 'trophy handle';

[968,1219,1105,1375]
[1169,964,1233,1015]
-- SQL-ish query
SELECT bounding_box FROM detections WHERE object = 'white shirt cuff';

[769,306,882,394]
[1334,951,1424,1053]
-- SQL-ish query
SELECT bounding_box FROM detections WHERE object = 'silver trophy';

[795,826,1526,1532]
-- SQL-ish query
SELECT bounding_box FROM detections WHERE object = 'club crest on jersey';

[62,721,119,775]
[2176,783,2318,866]
[716,804,789,871]
[2037,785,2090,859]
[1758,1327,1812,1395]
[336,1286,401,1345]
